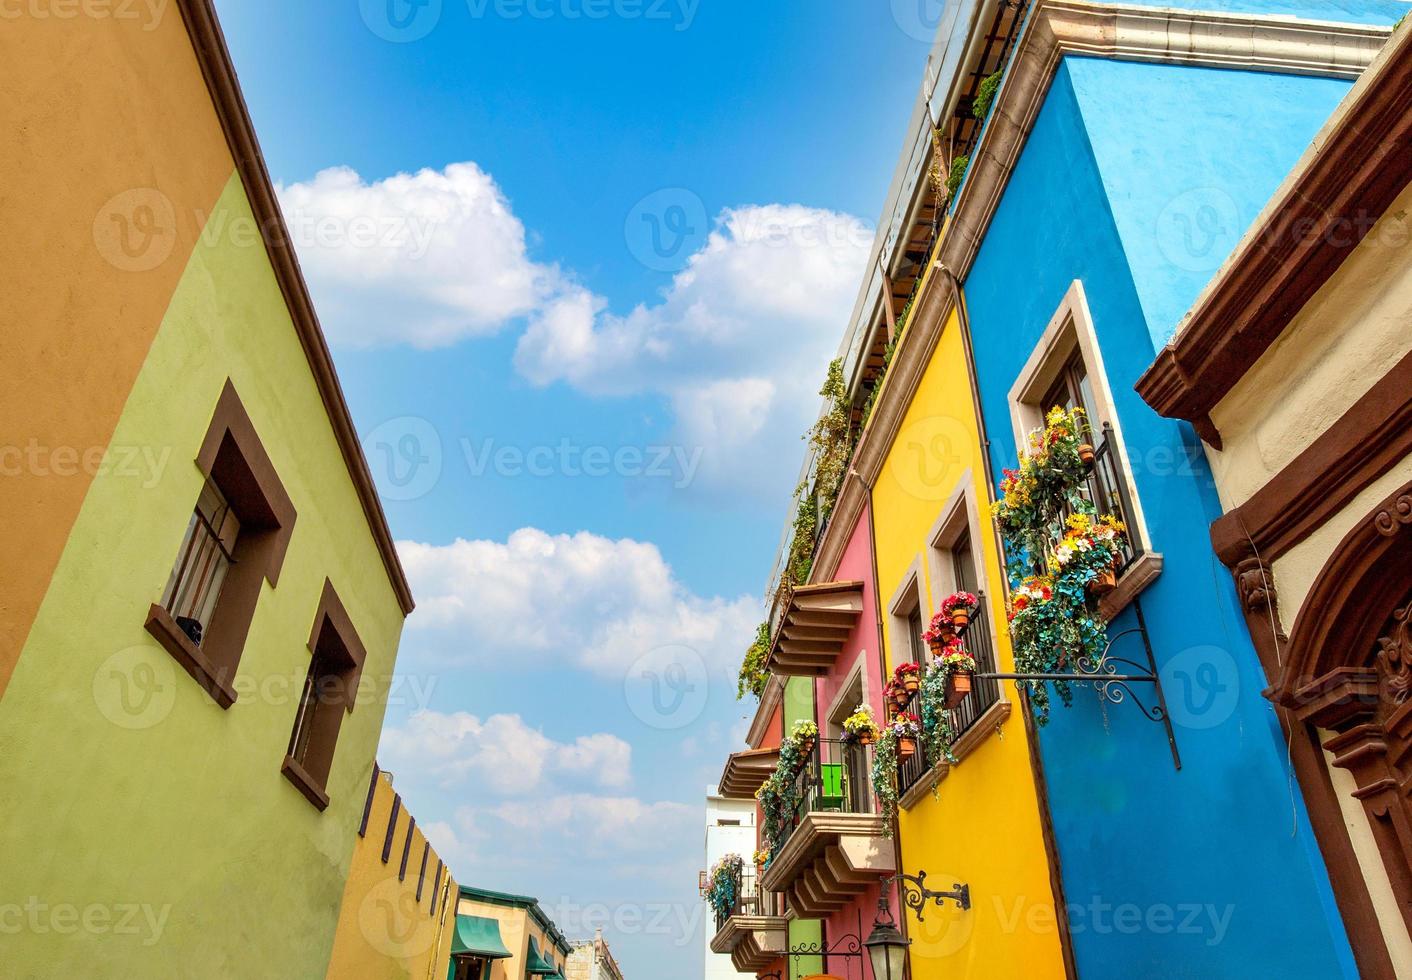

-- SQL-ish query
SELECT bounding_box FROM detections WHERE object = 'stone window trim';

[1007,280,1161,615]
[145,379,297,708]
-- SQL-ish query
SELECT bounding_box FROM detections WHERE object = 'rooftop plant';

[737,621,771,701]
[973,70,1003,121]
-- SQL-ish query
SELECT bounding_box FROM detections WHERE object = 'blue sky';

[213,1,933,974]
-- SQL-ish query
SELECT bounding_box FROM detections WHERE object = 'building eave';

[175,0,414,615]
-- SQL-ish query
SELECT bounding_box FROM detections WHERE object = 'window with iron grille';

[160,480,240,647]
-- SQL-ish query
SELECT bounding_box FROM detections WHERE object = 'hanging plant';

[752,848,771,872]
[894,661,922,693]
[922,610,956,658]
[756,724,815,853]
[737,621,771,701]
[995,407,1130,724]
[918,659,961,768]
[704,854,744,922]
[842,704,880,746]
[946,155,970,201]
[872,714,920,833]
[941,591,979,630]
[790,720,819,756]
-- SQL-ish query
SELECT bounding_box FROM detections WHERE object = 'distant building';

[566,928,624,980]
[449,885,573,980]
[325,767,459,979]
[702,787,757,980]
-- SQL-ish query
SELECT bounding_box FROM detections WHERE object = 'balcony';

[708,866,788,973]
[896,598,1010,803]
[765,581,865,676]
[759,739,895,916]
[1082,423,1162,618]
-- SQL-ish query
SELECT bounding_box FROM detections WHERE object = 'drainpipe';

[939,263,1078,980]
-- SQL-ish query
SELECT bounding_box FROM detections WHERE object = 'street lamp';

[863,895,910,980]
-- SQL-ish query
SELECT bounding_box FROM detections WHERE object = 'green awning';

[525,937,557,974]
[450,914,512,960]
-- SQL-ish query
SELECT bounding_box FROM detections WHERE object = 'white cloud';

[276,163,556,348]
[379,709,632,794]
[515,204,873,497]
[397,528,760,676]
[279,159,874,500]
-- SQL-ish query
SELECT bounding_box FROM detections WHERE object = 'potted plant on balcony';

[922,611,955,658]
[790,720,819,757]
[704,854,744,923]
[941,591,979,630]
[842,704,880,746]
[871,713,920,832]
[917,659,960,770]
[886,678,911,711]
[753,848,770,875]
[894,662,922,693]
[937,643,978,709]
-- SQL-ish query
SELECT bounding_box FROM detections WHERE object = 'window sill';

[1100,553,1163,621]
[899,699,1014,811]
[144,604,238,709]
[281,755,330,811]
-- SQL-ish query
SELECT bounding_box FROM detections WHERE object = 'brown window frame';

[145,380,296,708]
[281,579,367,811]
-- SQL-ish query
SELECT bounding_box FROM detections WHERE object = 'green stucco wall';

[782,676,814,731]
[0,172,406,976]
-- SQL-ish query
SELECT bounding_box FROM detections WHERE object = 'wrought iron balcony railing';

[711,866,784,933]
[1080,422,1143,575]
[777,738,874,852]
[895,599,1002,798]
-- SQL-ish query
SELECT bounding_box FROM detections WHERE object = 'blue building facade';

[950,2,1404,975]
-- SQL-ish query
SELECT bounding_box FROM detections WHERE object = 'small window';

[906,606,926,664]
[161,480,240,646]
[144,380,296,709]
[282,579,367,811]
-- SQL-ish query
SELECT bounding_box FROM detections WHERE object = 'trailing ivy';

[973,70,1003,121]
[808,358,852,527]
[946,155,970,201]
[737,621,771,701]
[756,727,814,855]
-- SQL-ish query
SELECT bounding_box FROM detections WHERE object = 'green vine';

[703,854,744,922]
[946,155,970,201]
[973,70,1003,121]
[737,621,771,701]
[756,726,815,855]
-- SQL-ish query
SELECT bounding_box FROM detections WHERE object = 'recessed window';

[145,380,296,708]
[281,579,366,811]
[160,480,240,646]
[886,559,928,669]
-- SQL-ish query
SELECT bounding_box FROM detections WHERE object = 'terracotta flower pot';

[799,736,816,756]
[1078,443,1096,469]
[892,689,910,708]
[1088,563,1117,597]
[897,737,916,762]
[950,608,970,629]
[859,730,875,746]
[902,672,920,693]
[927,637,948,657]
[944,669,973,709]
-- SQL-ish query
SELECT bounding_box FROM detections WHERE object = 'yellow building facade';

[450,886,573,980]
[865,264,1068,977]
[325,767,460,980]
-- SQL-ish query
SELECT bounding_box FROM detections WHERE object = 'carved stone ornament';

[1376,603,1412,710]
[1234,555,1278,615]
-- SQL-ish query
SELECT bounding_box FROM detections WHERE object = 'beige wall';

[1205,179,1412,975]
[1207,180,1412,513]
[453,896,571,980]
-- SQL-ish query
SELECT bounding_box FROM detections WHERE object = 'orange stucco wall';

[0,6,235,694]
